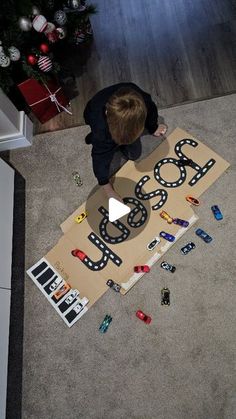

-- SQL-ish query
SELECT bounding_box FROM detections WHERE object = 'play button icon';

[85,177,151,242]
[108,198,131,222]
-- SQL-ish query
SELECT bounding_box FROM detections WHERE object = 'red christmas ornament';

[39,43,50,54]
[27,54,38,65]
[46,29,59,43]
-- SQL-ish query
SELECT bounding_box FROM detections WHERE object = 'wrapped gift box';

[18,78,72,124]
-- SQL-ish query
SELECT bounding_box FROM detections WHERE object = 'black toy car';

[106,279,121,293]
[161,288,170,305]
[160,261,176,273]
[181,241,196,255]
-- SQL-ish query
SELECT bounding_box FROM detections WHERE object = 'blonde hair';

[106,87,147,144]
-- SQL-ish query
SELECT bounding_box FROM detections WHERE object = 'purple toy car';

[173,218,189,228]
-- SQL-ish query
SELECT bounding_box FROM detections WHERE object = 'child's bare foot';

[153,124,168,137]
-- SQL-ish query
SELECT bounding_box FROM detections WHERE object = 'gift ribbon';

[30,83,72,115]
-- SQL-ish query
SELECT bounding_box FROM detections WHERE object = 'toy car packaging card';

[27,128,230,326]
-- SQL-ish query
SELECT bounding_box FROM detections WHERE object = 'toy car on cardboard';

[134,265,150,273]
[160,211,173,224]
[147,236,161,251]
[106,279,121,292]
[160,231,175,242]
[75,211,88,224]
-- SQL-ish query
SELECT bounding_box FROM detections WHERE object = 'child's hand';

[153,124,168,137]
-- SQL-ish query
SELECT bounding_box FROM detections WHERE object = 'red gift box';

[18,78,72,124]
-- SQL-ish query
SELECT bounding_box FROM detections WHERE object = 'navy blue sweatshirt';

[83,83,159,185]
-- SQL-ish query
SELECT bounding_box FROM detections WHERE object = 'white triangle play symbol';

[108,198,131,222]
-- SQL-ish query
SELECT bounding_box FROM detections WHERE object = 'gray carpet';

[10,94,236,419]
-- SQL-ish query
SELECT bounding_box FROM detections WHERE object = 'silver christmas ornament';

[54,10,67,26]
[0,52,11,67]
[18,16,32,31]
[32,5,41,16]
[8,46,21,61]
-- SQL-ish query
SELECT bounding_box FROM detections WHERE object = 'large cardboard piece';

[27,128,230,326]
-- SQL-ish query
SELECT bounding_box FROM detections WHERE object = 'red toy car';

[71,249,86,261]
[134,265,150,273]
[136,310,152,324]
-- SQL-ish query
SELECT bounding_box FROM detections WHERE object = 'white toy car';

[65,289,79,305]
[147,236,160,251]
[49,277,62,292]
[73,297,89,314]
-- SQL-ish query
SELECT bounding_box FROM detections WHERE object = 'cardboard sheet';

[27,128,230,326]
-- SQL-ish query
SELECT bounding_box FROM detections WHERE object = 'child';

[83,82,167,201]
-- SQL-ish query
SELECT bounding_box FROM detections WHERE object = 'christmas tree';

[0,0,96,93]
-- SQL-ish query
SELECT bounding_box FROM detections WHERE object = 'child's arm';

[102,183,123,203]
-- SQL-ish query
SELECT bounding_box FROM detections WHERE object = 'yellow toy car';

[74,211,88,224]
[160,210,173,224]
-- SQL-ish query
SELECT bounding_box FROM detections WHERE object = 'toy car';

[136,310,152,324]
[49,277,62,292]
[73,297,89,314]
[195,228,213,243]
[147,236,160,251]
[99,315,112,333]
[160,210,173,224]
[71,249,87,261]
[181,241,196,255]
[161,288,170,305]
[65,289,80,305]
[160,231,175,242]
[106,279,121,292]
[72,171,83,186]
[173,218,189,228]
[160,261,176,273]
[134,265,150,273]
[211,205,223,220]
[186,196,200,206]
[53,283,71,300]
[74,211,88,224]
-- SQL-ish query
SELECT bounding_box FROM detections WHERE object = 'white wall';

[0,158,15,419]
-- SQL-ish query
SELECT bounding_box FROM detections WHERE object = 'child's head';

[106,87,147,144]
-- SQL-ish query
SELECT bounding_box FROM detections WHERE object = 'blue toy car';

[195,228,213,243]
[160,231,175,242]
[173,218,189,228]
[181,242,196,255]
[211,205,223,220]
[99,315,112,333]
